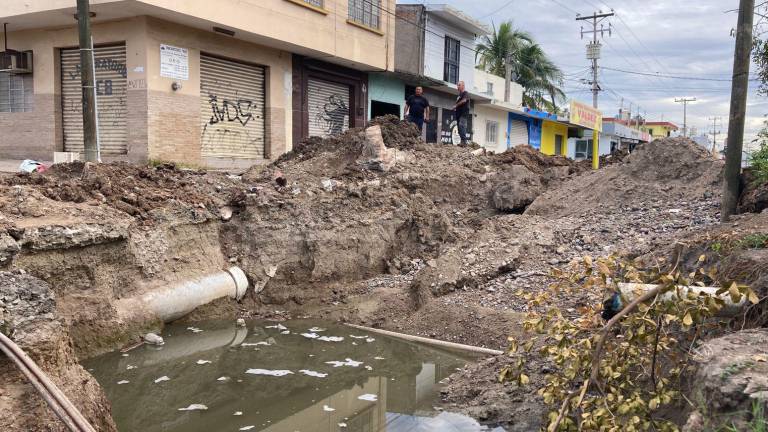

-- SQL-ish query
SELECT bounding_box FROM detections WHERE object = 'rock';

[410,250,463,307]
[492,165,543,213]
[265,265,278,278]
[358,125,400,172]
[236,318,246,327]
[144,333,164,345]
[321,179,336,192]
[219,206,234,221]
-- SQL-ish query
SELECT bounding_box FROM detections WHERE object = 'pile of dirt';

[526,138,724,217]
[367,114,423,150]
[739,168,768,214]
[1,161,238,221]
[494,144,583,175]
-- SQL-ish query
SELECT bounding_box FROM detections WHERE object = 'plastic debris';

[217,376,229,382]
[325,359,363,368]
[117,380,130,385]
[349,335,367,339]
[365,366,373,371]
[126,365,136,370]
[339,423,348,428]
[178,404,208,411]
[233,412,243,416]
[186,327,204,333]
[323,405,335,412]
[265,323,287,331]
[299,370,328,378]
[358,394,378,402]
[144,333,164,345]
[154,376,170,383]
[196,360,212,365]
[245,369,294,377]
[19,160,47,174]
[317,336,344,342]
[280,330,291,335]
[301,332,320,339]
[308,327,326,332]
[239,426,255,431]
[365,338,375,343]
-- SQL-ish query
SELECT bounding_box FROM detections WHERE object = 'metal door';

[200,54,266,159]
[508,119,529,148]
[307,78,350,137]
[61,44,127,155]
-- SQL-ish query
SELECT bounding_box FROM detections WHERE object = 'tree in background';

[476,21,566,113]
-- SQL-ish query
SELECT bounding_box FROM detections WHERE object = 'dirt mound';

[1,161,237,221]
[526,138,724,217]
[367,114,423,150]
[494,144,582,175]
[739,169,768,214]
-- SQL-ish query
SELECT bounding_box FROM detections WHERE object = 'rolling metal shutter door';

[61,44,127,155]
[307,78,350,137]
[509,119,529,147]
[200,54,266,159]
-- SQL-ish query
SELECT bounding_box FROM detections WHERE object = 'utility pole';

[722,0,755,221]
[674,97,696,137]
[709,116,723,158]
[504,53,512,103]
[76,0,98,162]
[577,10,614,109]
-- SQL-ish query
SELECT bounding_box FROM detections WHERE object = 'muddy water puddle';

[86,320,504,432]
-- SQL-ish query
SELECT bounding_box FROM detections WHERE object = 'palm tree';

[476,21,566,112]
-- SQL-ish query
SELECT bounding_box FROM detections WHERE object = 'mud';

[1,128,760,430]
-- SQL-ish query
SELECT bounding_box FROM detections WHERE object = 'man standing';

[405,86,430,132]
[453,81,471,145]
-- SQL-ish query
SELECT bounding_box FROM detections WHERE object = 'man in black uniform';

[404,86,430,132]
[453,81,471,145]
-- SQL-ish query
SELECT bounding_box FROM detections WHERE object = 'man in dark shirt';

[405,86,430,132]
[453,81,471,145]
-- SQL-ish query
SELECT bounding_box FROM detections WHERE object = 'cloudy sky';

[403,0,765,150]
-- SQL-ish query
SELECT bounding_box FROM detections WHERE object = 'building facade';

[0,0,395,168]
[395,3,490,144]
[641,121,679,140]
[471,69,524,153]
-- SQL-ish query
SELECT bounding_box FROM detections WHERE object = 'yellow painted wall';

[541,121,568,156]
[641,125,676,139]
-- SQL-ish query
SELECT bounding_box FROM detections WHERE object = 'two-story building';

[394,3,490,144]
[0,0,395,168]
[641,121,679,141]
[471,68,525,153]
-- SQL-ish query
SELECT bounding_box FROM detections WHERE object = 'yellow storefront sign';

[570,100,603,132]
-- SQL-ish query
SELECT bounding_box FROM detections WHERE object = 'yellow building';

[0,0,395,168]
[540,120,569,156]
[641,122,679,140]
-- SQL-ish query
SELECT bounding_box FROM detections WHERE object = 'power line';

[601,66,761,81]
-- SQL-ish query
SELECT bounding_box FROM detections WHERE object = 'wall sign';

[160,44,189,80]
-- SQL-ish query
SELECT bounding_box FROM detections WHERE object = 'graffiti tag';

[67,57,128,80]
[207,95,258,127]
[313,94,348,136]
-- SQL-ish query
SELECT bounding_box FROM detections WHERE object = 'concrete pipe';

[118,267,249,323]
[618,283,748,317]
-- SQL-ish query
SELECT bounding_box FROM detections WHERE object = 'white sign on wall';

[160,44,189,80]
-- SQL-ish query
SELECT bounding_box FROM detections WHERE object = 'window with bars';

[444,36,460,84]
[348,0,381,29]
[486,120,498,145]
[0,72,34,113]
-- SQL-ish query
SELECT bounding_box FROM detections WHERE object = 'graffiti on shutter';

[308,78,350,138]
[61,44,128,155]
[200,54,266,159]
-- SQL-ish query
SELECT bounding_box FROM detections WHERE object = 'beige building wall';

[0,17,149,161]
[143,17,292,168]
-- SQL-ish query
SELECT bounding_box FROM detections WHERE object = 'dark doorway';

[426,108,438,143]
[371,100,401,119]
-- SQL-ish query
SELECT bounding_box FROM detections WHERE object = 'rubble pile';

[1,161,239,220]
[526,137,724,217]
